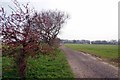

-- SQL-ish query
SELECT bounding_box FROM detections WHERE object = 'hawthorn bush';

[0,0,69,78]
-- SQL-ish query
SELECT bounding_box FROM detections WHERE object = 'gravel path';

[60,45,118,78]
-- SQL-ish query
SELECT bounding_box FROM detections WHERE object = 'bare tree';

[0,0,41,78]
[0,0,69,78]
[32,10,69,46]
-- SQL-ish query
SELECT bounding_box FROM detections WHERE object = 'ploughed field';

[65,44,119,64]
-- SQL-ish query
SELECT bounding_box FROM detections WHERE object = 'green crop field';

[65,44,119,63]
[2,49,74,78]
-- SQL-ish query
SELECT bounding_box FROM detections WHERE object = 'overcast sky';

[0,0,119,41]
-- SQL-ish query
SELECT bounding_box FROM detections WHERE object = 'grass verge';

[2,49,74,79]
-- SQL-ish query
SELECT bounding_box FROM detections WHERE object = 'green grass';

[0,44,1,79]
[2,49,74,79]
[65,44,118,62]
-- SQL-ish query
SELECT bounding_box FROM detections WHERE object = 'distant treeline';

[61,39,120,45]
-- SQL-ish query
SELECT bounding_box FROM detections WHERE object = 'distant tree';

[101,40,108,44]
[73,40,77,43]
[118,39,120,45]
[109,40,118,45]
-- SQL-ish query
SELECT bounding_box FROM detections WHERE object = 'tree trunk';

[15,48,26,79]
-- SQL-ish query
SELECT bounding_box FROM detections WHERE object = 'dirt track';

[60,45,118,78]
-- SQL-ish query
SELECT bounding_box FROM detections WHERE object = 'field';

[2,49,74,78]
[65,44,119,63]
